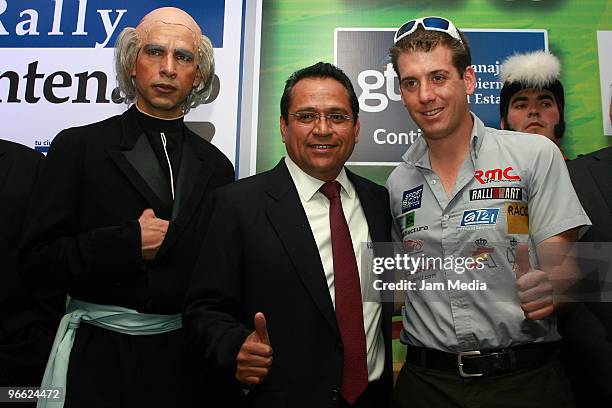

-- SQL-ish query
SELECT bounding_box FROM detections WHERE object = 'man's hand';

[515,244,555,320]
[236,312,273,385]
[138,208,169,260]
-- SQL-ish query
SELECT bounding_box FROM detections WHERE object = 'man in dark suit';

[184,62,393,408]
[19,7,233,407]
[0,140,63,396]
[561,148,612,407]
[498,50,612,406]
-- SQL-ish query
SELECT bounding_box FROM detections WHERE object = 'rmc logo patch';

[474,167,521,184]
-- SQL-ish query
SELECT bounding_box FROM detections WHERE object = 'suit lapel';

[588,151,612,215]
[170,132,212,221]
[107,108,172,213]
[157,132,215,257]
[265,161,340,336]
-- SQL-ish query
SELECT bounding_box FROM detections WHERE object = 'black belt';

[405,343,559,378]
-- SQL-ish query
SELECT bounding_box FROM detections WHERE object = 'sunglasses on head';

[394,16,463,44]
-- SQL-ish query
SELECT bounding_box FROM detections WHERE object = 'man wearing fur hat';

[19,7,234,407]
[499,51,566,150]
[500,51,612,407]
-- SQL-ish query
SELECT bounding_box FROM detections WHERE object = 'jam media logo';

[474,167,521,184]
[401,184,423,213]
[460,208,499,227]
[469,187,522,201]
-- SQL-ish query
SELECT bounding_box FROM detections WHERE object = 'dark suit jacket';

[19,106,234,405]
[184,160,394,408]
[559,147,612,407]
[0,140,63,389]
[20,106,234,312]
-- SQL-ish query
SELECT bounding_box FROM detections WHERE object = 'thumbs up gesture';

[236,312,273,385]
[515,244,555,320]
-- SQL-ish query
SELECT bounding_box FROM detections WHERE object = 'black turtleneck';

[133,106,185,218]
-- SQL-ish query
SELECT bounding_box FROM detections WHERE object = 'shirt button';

[442,214,450,221]
[431,179,437,185]
[330,388,340,401]
[335,343,344,353]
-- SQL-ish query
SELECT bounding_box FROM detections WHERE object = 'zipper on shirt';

[160,132,175,200]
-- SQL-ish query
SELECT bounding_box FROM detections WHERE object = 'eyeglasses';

[394,16,463,44]
[289,111,353,125]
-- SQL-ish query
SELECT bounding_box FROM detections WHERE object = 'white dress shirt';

[284,156,384,381]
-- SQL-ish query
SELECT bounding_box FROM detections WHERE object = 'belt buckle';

[457,350,483,378]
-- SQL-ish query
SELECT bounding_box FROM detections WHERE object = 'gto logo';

[460,208,500,227]
[474,167,521,184]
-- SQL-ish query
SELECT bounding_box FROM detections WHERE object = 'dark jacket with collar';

[0,140,63,388]
[558,147,612,407]
[18,106,234,406]
[20,106,234,313]
[184,160,394,408]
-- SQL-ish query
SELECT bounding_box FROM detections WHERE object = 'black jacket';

[559,147,612,407]
[184,160,394,408]
[0,140,63,388]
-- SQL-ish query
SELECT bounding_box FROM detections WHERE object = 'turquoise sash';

[37,299,182,408]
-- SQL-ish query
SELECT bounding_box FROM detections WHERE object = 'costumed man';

[19,7,234,407]
[386,16,590,408]
[1,141,63,407]
[184,62,394,408]
[500,50,612,407]
[499,51,567,157]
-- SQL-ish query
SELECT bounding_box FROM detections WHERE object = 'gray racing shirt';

[386,114,590,352]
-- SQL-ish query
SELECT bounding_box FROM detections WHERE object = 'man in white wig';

[20,7,234,407]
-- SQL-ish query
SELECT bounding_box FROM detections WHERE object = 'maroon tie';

[319,181,368,405]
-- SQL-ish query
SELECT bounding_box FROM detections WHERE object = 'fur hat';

[499,51,565,137]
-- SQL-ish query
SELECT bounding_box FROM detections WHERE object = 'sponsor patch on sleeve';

[401,185,423,213]
[506,203,529,234]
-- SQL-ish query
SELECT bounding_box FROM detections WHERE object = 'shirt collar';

[284,156,353,202]
[401,112,485,168]
[470,113,485,160]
